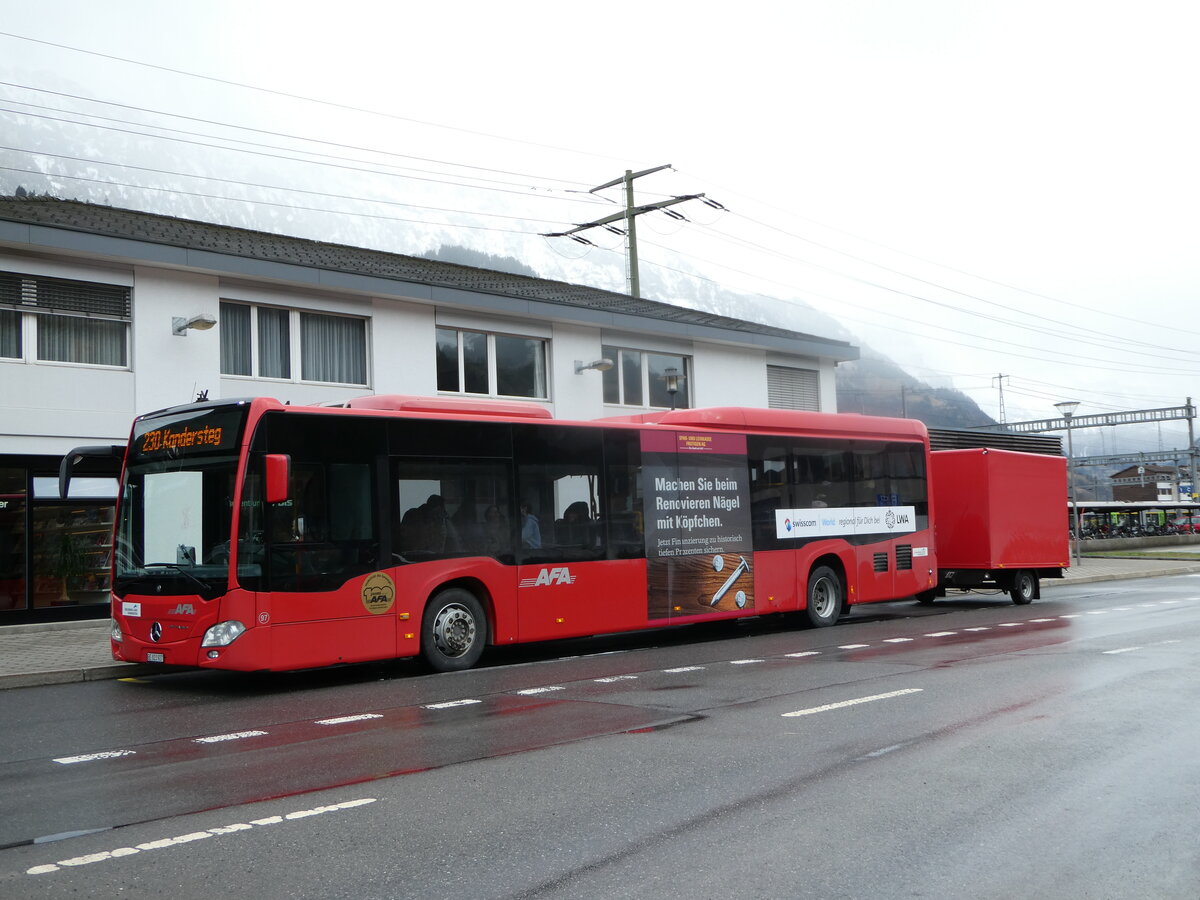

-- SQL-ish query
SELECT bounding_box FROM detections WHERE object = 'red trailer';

[925,447,1070,604]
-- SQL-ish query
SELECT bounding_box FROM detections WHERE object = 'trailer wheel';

[421,588,487,672]
[1009,570,1037,605]
[805,566,843,627]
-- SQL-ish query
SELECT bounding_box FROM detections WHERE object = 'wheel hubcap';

[432,603,476,658]
[813,578,837,617]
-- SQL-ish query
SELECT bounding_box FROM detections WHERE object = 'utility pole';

[541,165,717,298]
[992,373,1009,424]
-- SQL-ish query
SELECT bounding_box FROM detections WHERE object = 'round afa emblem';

[361,572,396,615]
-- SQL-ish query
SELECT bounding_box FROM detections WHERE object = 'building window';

[602,346,690,409]
[436,327,547,399]
[220,301,368,386]
[0,271,131,367]
[767,365,820,410]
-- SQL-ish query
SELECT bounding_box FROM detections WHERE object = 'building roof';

[0,196,858,361]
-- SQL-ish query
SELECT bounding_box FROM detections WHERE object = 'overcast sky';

[2,1,1198,450]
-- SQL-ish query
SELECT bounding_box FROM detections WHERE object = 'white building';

[0,197,857,622]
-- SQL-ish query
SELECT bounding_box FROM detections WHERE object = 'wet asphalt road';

[4,575,1200,899]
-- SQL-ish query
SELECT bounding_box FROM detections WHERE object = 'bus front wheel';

[421,588,487,672]
[805,566,843,627]
[1009,570,1037,605]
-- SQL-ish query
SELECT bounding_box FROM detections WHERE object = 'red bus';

[62,394,1054,673]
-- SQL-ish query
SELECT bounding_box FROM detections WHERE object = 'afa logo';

[361,572,396,615]
[519,567,577,588]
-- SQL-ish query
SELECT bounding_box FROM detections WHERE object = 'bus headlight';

[111,618,123,643]
[201,621,247,647]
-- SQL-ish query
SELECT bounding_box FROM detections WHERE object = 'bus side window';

[515,424,604,564]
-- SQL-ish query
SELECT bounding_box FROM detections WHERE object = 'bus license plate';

[147,652,164,663]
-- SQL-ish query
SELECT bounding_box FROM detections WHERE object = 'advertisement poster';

[642,431,754,620]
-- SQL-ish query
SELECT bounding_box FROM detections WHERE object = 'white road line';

[785,651,821,658]
[964,627,991,632]
[1087,610,1109,615]
[883,638,913,643]
[593,675,638,683]
[315,714,383,726]
[515,686,564,695]
[730,659,764,665]
[26,799,377,876]
[663,666,705,673]
[1103,647,1142,655]
[53,750,136,765]
[1030,618,1056,623]
[192,731,268,744]
[926,631,957,637]
[1162,600,1182,604]
[423,699,482,709]
[997,623,1022,627]
[1112,607,1133,611]
[782,688,924,718]
[838,644,869,649]
[1060,614,1082,618]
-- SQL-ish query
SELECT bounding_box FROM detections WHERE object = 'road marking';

[663,666,705,673]
[53,750,136,765]
[423,699,482,709]
[883,638,913,643]
[838,644,869,649]
[782,688,923,718]
[315,714,383,726]
[1087,610,1109,615]
[594,675,638,683]
[1060,614,1082,618]
[785,651,821,658]
[1030,618,1056,623]
[26,799,377,876]
[964,627,991,632]
[516,686,564,695]
[192,731,268,744]
[997,622,1022,627]
[926,631,957,637]
[1103,646,1142,655]
[730,659,763,665]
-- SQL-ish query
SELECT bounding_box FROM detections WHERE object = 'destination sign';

[130,407,246,462]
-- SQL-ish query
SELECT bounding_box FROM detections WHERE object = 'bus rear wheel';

[805,566,843,627]
[1008,570,1037,605]
[421,588,487,672]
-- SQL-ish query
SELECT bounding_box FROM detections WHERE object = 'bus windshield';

[113,404,249,598]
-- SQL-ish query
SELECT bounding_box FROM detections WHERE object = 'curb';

[0,662,163,690]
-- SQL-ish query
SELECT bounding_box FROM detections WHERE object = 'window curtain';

[301,313,366,384]
[37,314,127,366]
[219,302,251,376]
[258,307,291,379]
[0,310,19,359]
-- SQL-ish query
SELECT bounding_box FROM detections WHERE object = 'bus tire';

[1009,570,1037,605]
[915,589,937,605]
[805,566,843,627]
[421,588,487,672]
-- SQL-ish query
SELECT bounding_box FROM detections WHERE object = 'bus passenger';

[520,502,542,549]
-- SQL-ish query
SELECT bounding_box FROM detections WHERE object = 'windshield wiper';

[141,563,211,595]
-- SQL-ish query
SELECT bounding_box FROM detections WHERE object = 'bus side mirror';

[265,454,290,504]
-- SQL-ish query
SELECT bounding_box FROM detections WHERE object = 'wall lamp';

[575,358,613,374]
[172,313,217,336]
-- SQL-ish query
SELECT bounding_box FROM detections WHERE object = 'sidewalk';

[4,555,1200,689]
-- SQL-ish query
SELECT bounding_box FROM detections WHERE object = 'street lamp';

[1055,400,1082,566]
[664,367,681,410]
